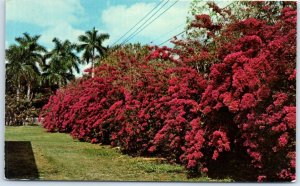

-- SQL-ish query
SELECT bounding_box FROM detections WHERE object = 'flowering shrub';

[40,2,296,182]
[196,4,296,181]
[39,65,126,144]
[149,67,206,162]
[109,58,170,155]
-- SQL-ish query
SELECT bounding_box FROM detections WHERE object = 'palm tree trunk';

[91,49,95,78]
[91,59,95,78]
[27,83,31,101]
[16,78,20,102]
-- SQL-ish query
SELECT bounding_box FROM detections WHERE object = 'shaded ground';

[206,151,257,182]
[5,141,39,180]
[5,126,230,181]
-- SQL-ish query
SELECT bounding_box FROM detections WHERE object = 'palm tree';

[42,38,80,88]
[6,33,46,101]
[41,59,76,88]
[77,27,109,77]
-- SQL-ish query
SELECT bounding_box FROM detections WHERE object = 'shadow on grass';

[206,151,257,182]
[5,141,39,180]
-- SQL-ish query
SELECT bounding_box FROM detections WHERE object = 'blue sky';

[6,0,193,48]
[6,0,229,75]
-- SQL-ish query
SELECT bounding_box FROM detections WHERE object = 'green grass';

[5,125,231,181]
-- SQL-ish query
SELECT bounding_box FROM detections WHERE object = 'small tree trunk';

[91,59,95,78]
[91,49,95,78]
[27,83,31,101]
[16,78,21,102]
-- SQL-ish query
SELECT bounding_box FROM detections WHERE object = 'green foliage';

[6,28,110,115]
[42,38,80,87]
[5,33,47,125]
[5,96,38,126]
[5,30,96,125]
[6,33,46,101]
[77,27,110,77]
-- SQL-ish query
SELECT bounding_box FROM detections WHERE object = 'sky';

[5,0,229,76]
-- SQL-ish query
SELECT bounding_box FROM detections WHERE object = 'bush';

[40,3,296,182]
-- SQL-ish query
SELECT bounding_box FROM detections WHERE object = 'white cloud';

[6,0,84,27]
[7,0,87,49]
[101,1,190,45]
[101,0,232,46]
[40,24,108,48]
[6,0,89,76]
[40,22,84,48]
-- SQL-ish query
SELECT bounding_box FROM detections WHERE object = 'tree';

[77,27,109,78]
[6,33,46,125]
[6,33,46,102]
[42,38,80,88]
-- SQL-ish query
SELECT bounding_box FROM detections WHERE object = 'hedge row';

[40,4,296,182]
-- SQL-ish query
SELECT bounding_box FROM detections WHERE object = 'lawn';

[5,125,230,181]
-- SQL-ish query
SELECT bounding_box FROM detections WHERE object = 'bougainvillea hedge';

[39,2,296,182]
